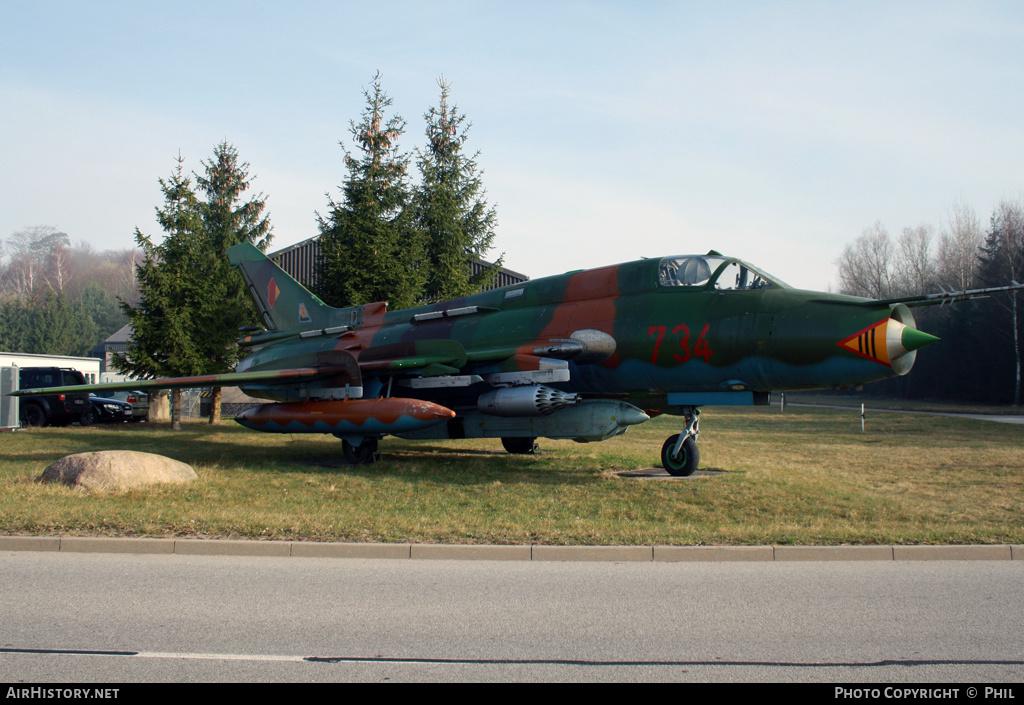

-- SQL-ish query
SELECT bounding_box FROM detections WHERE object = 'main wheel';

[501,437,537,455]
[661,434,699,477]
[342,437,379,465]
[20,404,46,428]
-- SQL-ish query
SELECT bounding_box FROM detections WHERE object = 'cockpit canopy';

[658,255,786,290]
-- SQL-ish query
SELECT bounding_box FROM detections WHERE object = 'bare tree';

[115,247,142,305]
[2,226,69,297]
[894,224,936,296]
[45,238,71,294]
[936,200,983,292]
[835,221,896,298]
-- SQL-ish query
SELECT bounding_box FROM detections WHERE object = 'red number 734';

[648,323,714,364]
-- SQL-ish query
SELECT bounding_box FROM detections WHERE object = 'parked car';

[88,394,132,424]
[107,390,149,421]
[17,367,91,427]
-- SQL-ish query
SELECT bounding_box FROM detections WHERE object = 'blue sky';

[2,1,1022,291]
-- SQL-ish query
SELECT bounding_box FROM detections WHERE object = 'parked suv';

[17,367,91,427]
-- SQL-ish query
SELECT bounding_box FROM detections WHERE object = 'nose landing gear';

[661,407,700,476]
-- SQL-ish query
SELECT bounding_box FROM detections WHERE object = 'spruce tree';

[26,291,93,356]
[195,141,273,423]
[78,283,126,342]
[114,155,211,430]
[416,77,500,302]
[317,72,424,309]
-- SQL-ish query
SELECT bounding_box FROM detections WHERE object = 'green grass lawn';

[1,405,1022,545]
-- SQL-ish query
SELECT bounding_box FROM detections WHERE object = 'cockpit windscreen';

[658,256,785,290]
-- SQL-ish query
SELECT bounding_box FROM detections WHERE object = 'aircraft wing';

[9,366,354,398]
[813,282,1024,309]
[354,339,468,376]
[874,282,1024,308]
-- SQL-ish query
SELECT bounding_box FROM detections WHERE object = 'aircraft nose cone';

[886,319,938,361]
[836,316,937,374]
[901,326,940,352]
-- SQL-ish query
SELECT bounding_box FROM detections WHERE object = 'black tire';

[20,404,47,428]
[342,437,379,465]
[501,437,537,455]
[79,411,94,426]
[661,434,699,476]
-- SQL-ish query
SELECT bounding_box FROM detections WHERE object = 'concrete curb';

[1,536,1022,562]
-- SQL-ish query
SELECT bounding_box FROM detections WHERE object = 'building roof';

[268,235,528,290]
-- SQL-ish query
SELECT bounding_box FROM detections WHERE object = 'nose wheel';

[661,435,699,476]
[661,408,700,476]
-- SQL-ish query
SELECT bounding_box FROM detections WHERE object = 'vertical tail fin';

[228,243,334,331]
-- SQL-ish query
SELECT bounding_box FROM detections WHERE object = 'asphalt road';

[1,551,1022,683]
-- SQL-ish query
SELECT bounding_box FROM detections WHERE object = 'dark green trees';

[114,156,209,429]
[977,201,1024,406]
[416,78,501,302]
[197,141,273,328]
[317,73,424,310]
[196,142,274,423]
[316,74,501,309]
[0,292,97,357]
[116,146,273,428]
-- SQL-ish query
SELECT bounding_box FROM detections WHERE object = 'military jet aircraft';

[12,244,1022,475]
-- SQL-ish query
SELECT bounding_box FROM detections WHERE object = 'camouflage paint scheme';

[19,242,1012,474]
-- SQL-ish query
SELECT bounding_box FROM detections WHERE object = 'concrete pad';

[411,544,532,561]
[775,545,894,561]
[291,542,411,559]
[893,545,1012,561]
[616,468,726,479]
[59,537,174,554]
[0,536,60,552]
[1012,545,1024,561]
[173,539,291,557]
[654,545,774,562]
[532,545,653,562]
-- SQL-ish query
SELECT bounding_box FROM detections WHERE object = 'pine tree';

[114,155,211,430]
[416,77,501,302]
[24,291,91,356]
[0,298,26,351]
[316,72,424,309]
[195,141,273,423]
[78,283,126,342]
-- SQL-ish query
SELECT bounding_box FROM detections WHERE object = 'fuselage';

[236,254,927,412]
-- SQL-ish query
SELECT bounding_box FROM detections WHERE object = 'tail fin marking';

[229,243,334,331]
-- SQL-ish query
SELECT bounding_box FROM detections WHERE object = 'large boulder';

[41,451,197,490]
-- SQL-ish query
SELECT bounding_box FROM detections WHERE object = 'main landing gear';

[661,407,700,477]
[501,437,537,455]
[341,436,380,465]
